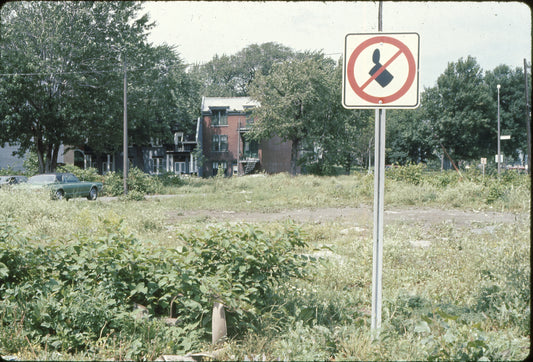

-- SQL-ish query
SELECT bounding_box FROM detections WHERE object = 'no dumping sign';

[342,33,420,109]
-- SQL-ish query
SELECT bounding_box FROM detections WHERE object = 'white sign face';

[343,32,420,109]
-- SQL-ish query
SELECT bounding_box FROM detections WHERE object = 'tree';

[193,42,295,97]
[484,64,530,162]
[386,107,436,165]
[1,1,192,173]
[422,56,494,162]
[248,52,337,175]
[308,58,374,175]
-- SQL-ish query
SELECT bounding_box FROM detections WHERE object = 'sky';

[142,1,531,89]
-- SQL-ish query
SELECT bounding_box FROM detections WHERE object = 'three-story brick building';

[199,96,292,177]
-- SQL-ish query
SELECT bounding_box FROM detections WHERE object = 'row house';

[2,97,293,177]
[198,96,292,177]
[62,120,200,176]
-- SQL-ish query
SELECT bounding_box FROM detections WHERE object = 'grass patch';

[0,169,530,360]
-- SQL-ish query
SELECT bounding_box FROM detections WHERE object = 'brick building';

[199,96,292,177]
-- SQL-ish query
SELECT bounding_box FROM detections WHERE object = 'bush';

[387,163,426,185]
[0,218,312,357]
[59,164,102,182]
[176,223,311,334]
[102,167,163,196]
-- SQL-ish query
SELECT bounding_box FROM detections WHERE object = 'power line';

[0,65,179,77]
[0,69,119,77]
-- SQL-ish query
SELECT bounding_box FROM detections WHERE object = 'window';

[211,109,227,126]
[212,161,227,176]
[243,138,258,159]
[244,106,254,127]
[212,134,228,152]
[151,157,164,174]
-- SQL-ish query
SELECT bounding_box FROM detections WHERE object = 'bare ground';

[166,206,525,227]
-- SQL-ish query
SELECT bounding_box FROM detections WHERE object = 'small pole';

[524,59,531,176]
[123,53,128,195]
[497,84,501,176]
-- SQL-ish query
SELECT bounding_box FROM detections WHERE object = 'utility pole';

[524,59,531,176]
[123,54,128,195]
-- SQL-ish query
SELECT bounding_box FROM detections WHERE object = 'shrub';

[102,167,163,196]
[59,164,102,182]
[176,223,312,334]
[387,163,426,185]
[0,218,312,357]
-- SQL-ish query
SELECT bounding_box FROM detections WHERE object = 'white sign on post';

[343,33,420,109]
[343,32,420,335]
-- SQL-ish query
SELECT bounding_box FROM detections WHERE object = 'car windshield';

[28,174,58,184]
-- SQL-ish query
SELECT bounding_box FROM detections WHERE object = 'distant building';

[0,144,64,172]
[3,97,294,177]
[0,145,27,172]
[62,120,199,176]
[199,96,293,177]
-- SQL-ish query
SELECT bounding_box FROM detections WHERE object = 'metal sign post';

[342,2,419,338]
[371,107,386,334]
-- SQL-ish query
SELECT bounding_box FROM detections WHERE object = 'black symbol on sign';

[369,49,393,87]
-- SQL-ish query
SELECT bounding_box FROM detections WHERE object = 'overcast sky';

[142,1,531,89]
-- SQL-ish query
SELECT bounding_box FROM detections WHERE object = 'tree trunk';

[290,138,300,175]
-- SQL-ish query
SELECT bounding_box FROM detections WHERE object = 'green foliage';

[0,174,529,360]
[176,223,310,334]
[60,164,102,182]
[249,51,338,174]
[0,2,196,173]
[157,172,186,187]
[387,163,426,185]
[192,42,295,97]
[0,217,311,358]
[102,167,163,196]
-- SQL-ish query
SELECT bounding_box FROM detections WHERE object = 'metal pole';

[371,107,385,334]
[378,1,383,31]
[524,59,531,176]
[497,84,501,175]
[371,0,384,336]
[123,54,128,195]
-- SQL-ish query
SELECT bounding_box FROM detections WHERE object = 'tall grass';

[0,167,529,360]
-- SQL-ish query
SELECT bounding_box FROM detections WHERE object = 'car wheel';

[54,189,65,200]
[87,187,98,201]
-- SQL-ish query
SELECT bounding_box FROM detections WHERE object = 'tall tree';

[386,107,436,165]
[484,64,530,162]
[193,42,295,97]
[308,58,374,175]
[422,56,494,162]
[248,52,336,175]
[1,1,191,173]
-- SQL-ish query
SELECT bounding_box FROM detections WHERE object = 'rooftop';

[201,96,260,113]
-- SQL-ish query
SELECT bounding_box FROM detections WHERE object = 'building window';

[212,161,227,176]
[211,109,227,126]
[212,134,228,152]
[244,106,254,127]
[151,157,164,175]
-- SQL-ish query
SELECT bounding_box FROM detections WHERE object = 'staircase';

[242,159,259,175]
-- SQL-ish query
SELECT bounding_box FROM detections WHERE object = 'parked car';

[0,175,28,187]
[27,173,103,200]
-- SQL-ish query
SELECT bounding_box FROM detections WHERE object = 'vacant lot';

[0,170,530,361]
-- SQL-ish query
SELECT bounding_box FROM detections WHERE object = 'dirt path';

[167,206,525,227]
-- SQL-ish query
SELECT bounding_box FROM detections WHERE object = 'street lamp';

[497,84,501,175]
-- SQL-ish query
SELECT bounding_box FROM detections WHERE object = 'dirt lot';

[167,206,525,227]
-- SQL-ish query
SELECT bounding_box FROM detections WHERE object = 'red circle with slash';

[346,36,416,105]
